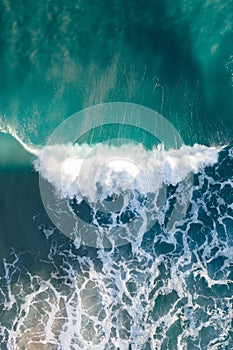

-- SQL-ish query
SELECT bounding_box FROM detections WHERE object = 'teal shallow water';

[0,0,232,145]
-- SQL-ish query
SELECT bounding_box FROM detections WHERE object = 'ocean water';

[0,0,233,349]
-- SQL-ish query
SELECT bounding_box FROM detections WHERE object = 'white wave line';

[0,120,40,156]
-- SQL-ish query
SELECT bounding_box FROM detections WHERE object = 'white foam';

[0,121,40,156]
[34,142,222,202]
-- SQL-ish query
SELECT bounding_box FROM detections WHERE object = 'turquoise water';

[0,0,233,349]
[0,0,232,145]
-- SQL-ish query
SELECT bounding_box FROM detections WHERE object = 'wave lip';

[35,142,221,201]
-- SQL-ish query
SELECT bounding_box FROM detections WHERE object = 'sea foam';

[34,142,221,203]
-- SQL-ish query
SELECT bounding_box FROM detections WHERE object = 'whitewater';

[1,128,233,349]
